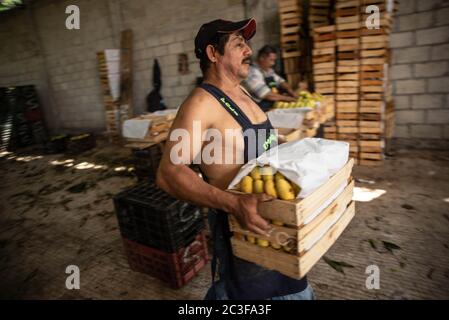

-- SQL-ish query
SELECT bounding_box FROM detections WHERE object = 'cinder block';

[414,62,448,77]
[168,42,184,55]
[395,79,427,94]
[416,26,449,45]
[396,110,426,124]
[160,34,175,45]
[390,32,415,48]
[173,85,190,97]
[398,12,433,31]
[436,7,449,26]
[412,94,444,109]
[444,125,449,138]
[394,125,410,138]
[394,46,430,63]
[398,0,415,15]
[411,124,443,138]
[395,95,411,110]
[428,77,449,93]
[417,0,449,11]
[427,109,449,123]
[154,45,168,57]
[390,64,413,79]
[431,43,449,60]
[145,36,160,48]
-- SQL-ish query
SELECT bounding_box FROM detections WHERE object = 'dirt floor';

[0,139,448,300]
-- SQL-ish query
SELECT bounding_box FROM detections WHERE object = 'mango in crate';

[257,238,270,248]
[283,245,293,254]
[276,178,296,200]
[272,220,284,226]
[240,176,253,193]
[253,179,264,194]
[250,167,262,180]
[246,235,256,244]
[270,241,281,250]
[292,183,301,197]
[274,172,284,181]
[264,179,278,198]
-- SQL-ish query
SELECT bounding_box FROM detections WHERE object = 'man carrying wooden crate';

[156,18,314,300]
[242,45,298,112]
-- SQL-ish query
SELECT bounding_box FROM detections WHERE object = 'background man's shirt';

[242,64,286,102]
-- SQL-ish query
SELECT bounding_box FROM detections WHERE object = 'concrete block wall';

[390,0,449,146]
[0,0,291,133]
[0,0,448,148]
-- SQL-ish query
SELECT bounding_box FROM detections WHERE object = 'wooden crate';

[228,159,355,279]
[228,159,354,226]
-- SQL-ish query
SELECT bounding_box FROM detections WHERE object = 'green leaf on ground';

[323,256,354,274]
[383,241,401,253]
[368,239,377,250]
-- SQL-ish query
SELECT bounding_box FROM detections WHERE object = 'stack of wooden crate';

[278,0,303,88]
[335,0,361,162]
[314,0,397,165]
[357,0,395,165]
[309,0,333,33]
[97,50,121,142]
[312,24,336,137]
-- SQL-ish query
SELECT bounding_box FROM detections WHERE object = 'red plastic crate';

[123,232,209,289]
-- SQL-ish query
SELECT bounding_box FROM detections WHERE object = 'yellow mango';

[240,176,253,194]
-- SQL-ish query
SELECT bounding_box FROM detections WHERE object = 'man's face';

[259,53,277,70]
[216,33,253,80]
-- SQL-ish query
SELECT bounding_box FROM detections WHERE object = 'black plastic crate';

[44,134,70,154]
[131,144,162,181]
[67,133,96,154]
[113,181,205,252]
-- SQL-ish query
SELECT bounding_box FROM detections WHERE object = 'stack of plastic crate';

[113,181,208,288]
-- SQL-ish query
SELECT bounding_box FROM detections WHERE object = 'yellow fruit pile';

[239,167,301,200]
[273,91,324,109]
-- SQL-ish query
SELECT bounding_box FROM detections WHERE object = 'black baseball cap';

[194,18,256,59]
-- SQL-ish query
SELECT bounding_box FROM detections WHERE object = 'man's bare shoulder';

[176,86,220,119]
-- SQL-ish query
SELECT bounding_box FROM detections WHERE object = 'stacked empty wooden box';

[97,49,121,142]
[315,0,396,166]
[309,0,333,32]
[278,0,303,88]
[335,0,362,162]
[357,0,396,165]
[313,24,337,138]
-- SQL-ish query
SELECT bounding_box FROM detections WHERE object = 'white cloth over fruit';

[228,138,349,198]
[266,108,312,129]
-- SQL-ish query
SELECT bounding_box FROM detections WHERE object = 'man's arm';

[263,91,297,102]
[156,89,270,235]
[279,81,299,99]
[243,67,295,103]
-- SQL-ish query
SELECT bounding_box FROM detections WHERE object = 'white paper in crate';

[122,119,151,139]
[267,108,312,129]
[228,138,349,198]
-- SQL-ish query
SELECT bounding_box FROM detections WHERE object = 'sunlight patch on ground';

[353,187,386,202]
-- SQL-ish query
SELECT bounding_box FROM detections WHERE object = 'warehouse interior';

[0,0,448,300]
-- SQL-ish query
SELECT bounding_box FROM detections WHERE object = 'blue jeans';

[205,280,316,300]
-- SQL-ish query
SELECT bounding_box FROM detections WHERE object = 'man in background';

[243,45,298,111]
